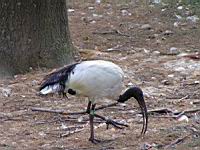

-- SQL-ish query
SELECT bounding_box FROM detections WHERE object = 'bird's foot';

[89,137,101,144]
[106,119,128,129]
[62,92,69,99]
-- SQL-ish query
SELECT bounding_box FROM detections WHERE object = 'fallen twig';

[142,107,200,116]
[1,117,27,122]
[60,124,86,131]
[31,107,86,115]
[166,95,189,100]
[164,134,191,148]
[159,52,179,56]
[184,108,200,114]
[145,108,174,115]
[59,128,85,138]
[31,105,200,124]
[136,107,200,122]
[31,102,119,115]
[31,105,200,117]
[191,100,200,105]
[179,95,189,101]
[92,29,130,37]
[150,115,177,119]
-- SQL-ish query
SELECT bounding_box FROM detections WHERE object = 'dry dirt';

[1,1,200,149]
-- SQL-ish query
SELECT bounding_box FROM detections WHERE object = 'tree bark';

[0,0,75,76]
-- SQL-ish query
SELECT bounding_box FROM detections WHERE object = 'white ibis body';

[39,60,148,143]
[40,60,124,100]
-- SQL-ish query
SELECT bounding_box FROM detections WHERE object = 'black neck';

[118,87,143,103]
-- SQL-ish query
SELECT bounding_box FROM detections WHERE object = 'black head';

[118,87,148,135]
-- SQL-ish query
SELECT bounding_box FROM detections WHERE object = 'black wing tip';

[39,84,46,91]
[39,63,79,92]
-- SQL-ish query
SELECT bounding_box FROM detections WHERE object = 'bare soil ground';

[1,1,200,149]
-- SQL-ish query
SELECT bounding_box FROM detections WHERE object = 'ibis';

[39,60,148,143]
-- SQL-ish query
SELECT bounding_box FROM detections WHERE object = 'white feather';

[68,60,124,100]
[40,84,61,95]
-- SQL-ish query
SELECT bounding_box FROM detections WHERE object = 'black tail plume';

[39,63,78,93]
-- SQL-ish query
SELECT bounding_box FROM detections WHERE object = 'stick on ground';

[164,134,191,148]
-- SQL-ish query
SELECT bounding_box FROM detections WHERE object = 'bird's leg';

[86,101,91,114]
[62,92,69,99]
[86,100,127,130]
[93,113,128,129]
[58,91,68,99]
[59,82,69,99]
[89,103,101,144]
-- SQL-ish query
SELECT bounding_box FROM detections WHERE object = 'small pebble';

[168,74,174,78]
[153,51,160,55]
[96,0,101,4]
[177,6,183,10]
[187,15,199,23]
[169,47,178,54]
[78,116,83,122]
[121,10,131,16]
[1,88,12,97]
[128,82,133,86]
[177,115,189,122]
[164,30,173,35]
[141,24,152,30]
[161,79,170,85]
[68,9,75,13]
[61,123,68,129]
[88,7,94,10]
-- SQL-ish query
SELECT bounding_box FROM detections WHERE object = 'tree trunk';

[0,0,76,76]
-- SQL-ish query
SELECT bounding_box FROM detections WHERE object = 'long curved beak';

[117,86,148,135]
[136,96,148,135]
